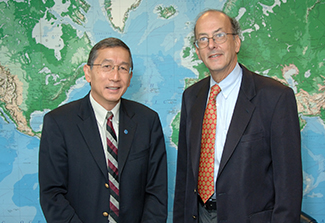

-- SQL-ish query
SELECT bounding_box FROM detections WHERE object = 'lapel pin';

[124,129,128,134]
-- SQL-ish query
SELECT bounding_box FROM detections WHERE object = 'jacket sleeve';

[141,112,168,223]
[270,87,302,222]
[173,92,188,222]
[39,113,82,223]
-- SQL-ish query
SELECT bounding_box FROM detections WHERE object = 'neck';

[210,61,238,83]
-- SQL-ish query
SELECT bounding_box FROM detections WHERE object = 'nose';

[109,66,120,81]
[208,37,217,49]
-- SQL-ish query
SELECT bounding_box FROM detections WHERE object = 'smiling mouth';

[209,53,222,58]
[106,87,119,90]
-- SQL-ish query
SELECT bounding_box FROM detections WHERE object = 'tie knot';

[106,111,117,141]
[209,84,221,100]
[107,111,113,121]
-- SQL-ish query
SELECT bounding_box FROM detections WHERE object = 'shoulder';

[121,98,159,117]
[120,98,162,129]
[240,65,297,111]
[43,95,88,122]
[183,76,210,97]
[241,64,293,95]
[243,65,286,87]
[49,97,84,115]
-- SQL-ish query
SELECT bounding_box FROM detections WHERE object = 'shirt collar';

[89,93,120,126]
[210,63,242,99]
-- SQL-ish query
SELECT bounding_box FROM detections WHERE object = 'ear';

[83,64,91,83]
[128,71,133,87]
[234,35,241,54]
[195,46,202,60]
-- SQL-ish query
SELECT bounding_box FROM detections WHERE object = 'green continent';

[0,0,92,134]
[224,0,325,124]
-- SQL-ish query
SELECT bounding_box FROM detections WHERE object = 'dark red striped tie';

[106,112,119,222]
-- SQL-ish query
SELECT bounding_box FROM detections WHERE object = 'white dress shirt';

[89,93,120,165]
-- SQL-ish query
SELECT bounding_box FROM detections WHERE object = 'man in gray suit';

[173,9,302,223]
[39,37,167,223]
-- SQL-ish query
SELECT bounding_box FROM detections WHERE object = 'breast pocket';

[248,210,272,223]
[240,131,265,143]
[127,147,149,162]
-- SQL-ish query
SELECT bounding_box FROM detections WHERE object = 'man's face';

[195,11,241,82]
[84,47,133,110]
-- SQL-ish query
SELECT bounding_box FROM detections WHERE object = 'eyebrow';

[101,59,130,66]
[198,28,223,36]
[102,59,114,63]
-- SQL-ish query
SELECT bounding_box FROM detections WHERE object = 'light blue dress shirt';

[208,63,243,194]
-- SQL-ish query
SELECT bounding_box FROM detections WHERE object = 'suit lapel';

[118,99,136,176]
[217,65,256,177]
[190,78,210,178]
[76,96,137,180]
[77,94,108,179]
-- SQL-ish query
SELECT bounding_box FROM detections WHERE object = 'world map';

[0,0,324,222]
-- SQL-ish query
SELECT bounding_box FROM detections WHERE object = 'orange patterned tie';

[198,84,221,203]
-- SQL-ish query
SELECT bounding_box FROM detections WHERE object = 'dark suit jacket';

[39,94,167,223]
[173,64,302,223]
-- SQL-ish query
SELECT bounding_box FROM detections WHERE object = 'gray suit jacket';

[173,64,302,222]
[39,94,167,223]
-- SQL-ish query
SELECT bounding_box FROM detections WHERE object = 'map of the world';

[0,0,324,222]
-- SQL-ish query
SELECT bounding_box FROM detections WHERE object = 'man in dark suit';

[39,37,167,223]
[173,10,302,222]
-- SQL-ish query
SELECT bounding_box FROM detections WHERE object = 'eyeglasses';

[89,62,132,74]
[194,32,236,49]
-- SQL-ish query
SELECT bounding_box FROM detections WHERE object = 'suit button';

[105,183,109,188]
[103,212,108,217]
[192,215,197,219]
[194,189,197,193]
